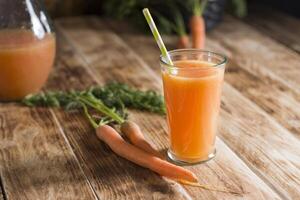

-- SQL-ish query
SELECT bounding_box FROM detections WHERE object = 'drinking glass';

[160,49,227,164]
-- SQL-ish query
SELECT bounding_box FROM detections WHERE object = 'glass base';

[167,149,216,166]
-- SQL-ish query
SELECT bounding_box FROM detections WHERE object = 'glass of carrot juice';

[0,0,56,101]
[160,49,227,164]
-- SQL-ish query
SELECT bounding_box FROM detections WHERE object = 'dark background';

[44,0,300,18]
[259,0,300,17]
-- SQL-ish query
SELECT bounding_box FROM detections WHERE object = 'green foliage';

[190,0,208,16]
[230,0,247,18]
[23,83,165,127]
[91,82,165,115]
[102,0,249,34]
[102,0,186,35]
[103,0,145,19]
[102,0,150,32]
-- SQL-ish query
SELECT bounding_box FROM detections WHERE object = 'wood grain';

[245,6,300,53]
[102,19,300,199]
[206,19,300,138]
[220,57,300,138]
[209,16,300,95]
[0,104,97,199]
[53,17,282,199]
[205,38,300,139]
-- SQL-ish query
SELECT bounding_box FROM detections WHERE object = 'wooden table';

[0,10,299,200]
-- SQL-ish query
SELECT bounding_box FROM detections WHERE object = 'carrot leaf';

[189,0,208,16]
[22,83,165,127]
[193,0,201,16]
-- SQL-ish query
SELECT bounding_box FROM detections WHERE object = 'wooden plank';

[245,6,300,53]
[54,17,282,199]
[208,16,300,95]
[0,103,97,199]
[204,38,300,139]
[102,20,300,199]
[219,56,300,138]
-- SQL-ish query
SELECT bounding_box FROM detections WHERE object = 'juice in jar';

[0,29,56,101]
[161,51,226,164]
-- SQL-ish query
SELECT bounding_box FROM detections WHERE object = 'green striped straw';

[143,8,173,66]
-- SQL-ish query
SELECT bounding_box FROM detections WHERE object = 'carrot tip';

[178,180,245,196]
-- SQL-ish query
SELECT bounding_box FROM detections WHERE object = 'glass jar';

[0,0,56,101]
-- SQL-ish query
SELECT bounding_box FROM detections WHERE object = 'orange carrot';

[96,125,198,183]
[177,35,190,49]
[190,15,205,49]
[189,0,207,49]
[121,121,162,158]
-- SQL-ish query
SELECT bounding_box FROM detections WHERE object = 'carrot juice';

[160,50,226,164]
[0,29,56,101]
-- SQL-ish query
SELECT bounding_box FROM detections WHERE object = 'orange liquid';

[0,29,56,101]
[162,60,224,162]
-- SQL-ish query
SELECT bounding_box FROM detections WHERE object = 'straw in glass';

[142,8,173,66]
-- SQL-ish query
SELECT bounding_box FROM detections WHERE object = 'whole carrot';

[190,0,207,49]
[121,121,162,158]
[96,125,198,183]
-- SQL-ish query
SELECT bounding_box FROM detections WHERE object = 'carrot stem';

[199,0,208,16]
[77,94,125,124]
[193,0,201,16]
[82,104,98,129]
[193,0,208,16]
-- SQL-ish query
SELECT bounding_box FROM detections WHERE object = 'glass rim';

[160,49,227,70]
